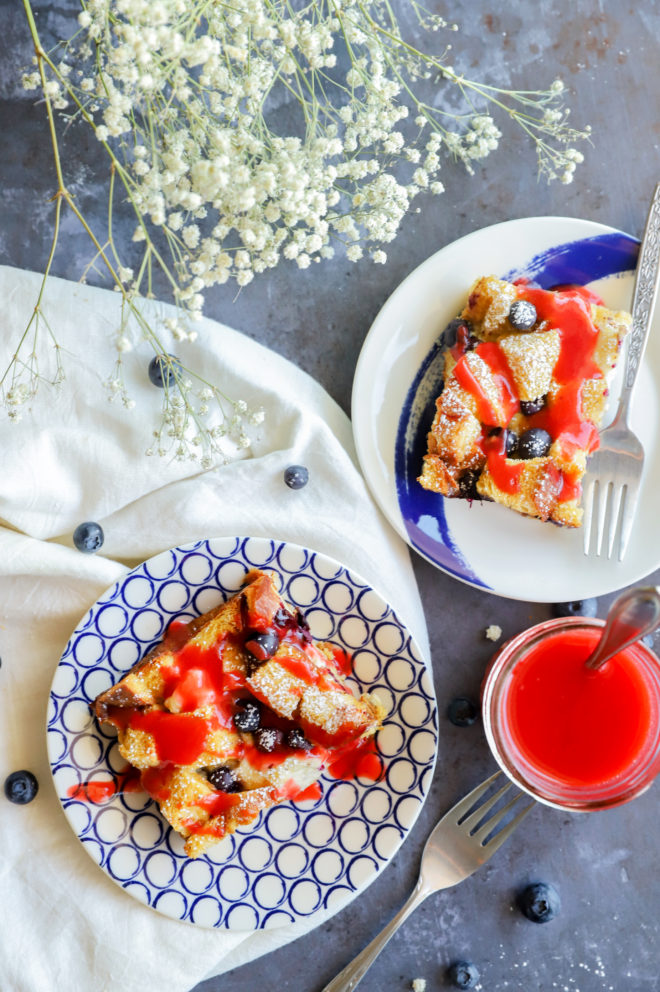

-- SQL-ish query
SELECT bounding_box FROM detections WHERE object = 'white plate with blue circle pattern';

[47,537,437,931]
[352,216,660,602]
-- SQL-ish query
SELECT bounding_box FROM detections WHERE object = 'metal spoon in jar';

[585,586,660,671]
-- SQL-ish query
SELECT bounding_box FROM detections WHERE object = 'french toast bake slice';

[94,570,384,857]
[418,275,632,527]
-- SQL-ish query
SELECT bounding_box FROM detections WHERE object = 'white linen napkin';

[0,265,428,992]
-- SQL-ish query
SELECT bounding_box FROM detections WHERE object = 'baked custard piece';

[418,275,632,527]
[94,570,385,857]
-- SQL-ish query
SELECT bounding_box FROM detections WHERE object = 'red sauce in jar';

[505,628,655,787]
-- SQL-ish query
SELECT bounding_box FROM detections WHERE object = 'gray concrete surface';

[2,2,659,989]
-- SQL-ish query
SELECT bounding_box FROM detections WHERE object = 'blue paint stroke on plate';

[395,230,639,589]
[505,230,638,288]
[395,338,487,588]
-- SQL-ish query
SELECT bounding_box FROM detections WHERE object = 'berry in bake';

[232,699,261,733]
[418,275,632,527]
[93,570,385,857]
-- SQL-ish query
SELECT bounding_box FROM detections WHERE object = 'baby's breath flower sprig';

[15,0,591,459]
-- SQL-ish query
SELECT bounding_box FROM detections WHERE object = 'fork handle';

[320,877,432,992]
[618,182,660,416]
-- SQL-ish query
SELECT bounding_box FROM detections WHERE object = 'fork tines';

[456,772,535,852]
[583,478,626,560]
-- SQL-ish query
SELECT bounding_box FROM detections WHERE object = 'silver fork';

[583,183,660,561]
[321,772,534,992]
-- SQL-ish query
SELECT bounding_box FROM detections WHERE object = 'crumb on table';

[412,980,427,992]
[485,624,503,642]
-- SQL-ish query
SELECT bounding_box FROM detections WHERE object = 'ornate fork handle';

[620,182,660,404]
[321,878,432,992]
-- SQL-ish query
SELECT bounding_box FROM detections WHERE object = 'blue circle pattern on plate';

[394,231,640,590]
[47,537,437,931]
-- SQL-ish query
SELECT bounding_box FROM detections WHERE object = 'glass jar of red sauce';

[482,617,660,811]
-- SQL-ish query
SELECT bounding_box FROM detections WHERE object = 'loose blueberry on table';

[518,881,561,923]
[4,770,39,804]
[553,599,598,618]
[283,464,309,489]
[447,697,479,727]
[148,353,182,388]
[73,521,104,553]
[447,960,480,989]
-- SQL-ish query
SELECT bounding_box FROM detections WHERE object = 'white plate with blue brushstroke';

[352,217,660,602]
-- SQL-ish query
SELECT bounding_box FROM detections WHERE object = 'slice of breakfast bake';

[418,275,631,527]
[94,570,384,857]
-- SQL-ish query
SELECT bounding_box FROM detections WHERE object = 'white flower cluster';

[49,0,589,311]
[14,0,590,463]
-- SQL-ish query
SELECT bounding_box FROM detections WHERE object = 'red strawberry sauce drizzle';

[128,710,213,765]
[449,283,605,498]
[453,341,519,428]
[85,590,383,815]
[67,764,141,803]
[521,285,602,459]
[482,431,524,495]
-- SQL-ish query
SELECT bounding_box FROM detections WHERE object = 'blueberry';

[490,426,518,457]
[553,598,598,618]
[206,765,241,793]
[508,299,537,330]
[458,471,482,501]
[447,960,480,989]
[148,353,182,388]
[642,633,655,649]
[518,882,561,923]
[285,728,313,751]
[4,770,39,805]
[73,521,104,553]
[442,318,474,349]
[447,697,479,727]
[520,396,546,416]
[255,727,284,753]
[515,427,552,460]
[504,429,519,456]
[245,630,280,671]
[233,700,261,733]
[284,465,309,490]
